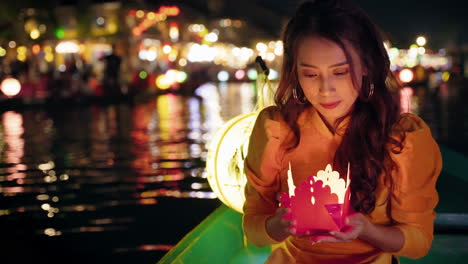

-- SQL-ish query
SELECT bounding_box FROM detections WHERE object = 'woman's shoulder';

[390,113,439,155]
[255,106,291,141]
[258,105,282,121]
[393,113,430,133]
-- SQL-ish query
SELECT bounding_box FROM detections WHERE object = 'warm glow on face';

[297,36,361,126]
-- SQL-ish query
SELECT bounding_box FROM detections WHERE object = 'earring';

[292,86,307,104]
[368,83,374,99]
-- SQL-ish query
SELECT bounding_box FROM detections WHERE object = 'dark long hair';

[274,0,404,214]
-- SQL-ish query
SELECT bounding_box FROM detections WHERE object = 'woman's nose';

[319,76,335,95]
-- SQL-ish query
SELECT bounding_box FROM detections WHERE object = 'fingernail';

[290,227,296,234]
[329,231,336,235]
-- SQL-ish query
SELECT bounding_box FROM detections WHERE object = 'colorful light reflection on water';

[0,83,256,264]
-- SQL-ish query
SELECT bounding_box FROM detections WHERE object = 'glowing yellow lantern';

[206,112,258,213]
[1,77,21,97]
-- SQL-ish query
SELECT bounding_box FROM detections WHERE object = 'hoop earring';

[292,86,307,104]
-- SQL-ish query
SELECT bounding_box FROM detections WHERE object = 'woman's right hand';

[265,207,297,242]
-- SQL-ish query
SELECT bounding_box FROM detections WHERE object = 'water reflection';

[1,80,463,263]
[0,82,258,263]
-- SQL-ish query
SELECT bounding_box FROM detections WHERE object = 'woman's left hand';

[312,213,370,243]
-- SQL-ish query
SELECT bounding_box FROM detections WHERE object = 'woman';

[242,0,442,263]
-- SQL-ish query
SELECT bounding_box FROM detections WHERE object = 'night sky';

[10,0,468,50]
[355,0,467,49]
[251,0,468,50]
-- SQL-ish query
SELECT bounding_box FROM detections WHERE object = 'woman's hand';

[312,213,370,243]
[265,207,297,242]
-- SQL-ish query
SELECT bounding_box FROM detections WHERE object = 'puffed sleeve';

[390,113,442,258]
[242,106,286,247]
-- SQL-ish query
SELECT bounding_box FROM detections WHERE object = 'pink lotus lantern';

[280,163,353,236]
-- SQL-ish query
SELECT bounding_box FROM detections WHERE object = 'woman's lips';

[320,101,341,109]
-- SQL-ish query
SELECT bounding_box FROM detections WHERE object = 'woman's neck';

[317,112,337,134]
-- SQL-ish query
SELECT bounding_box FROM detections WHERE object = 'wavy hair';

[274,0,404,214]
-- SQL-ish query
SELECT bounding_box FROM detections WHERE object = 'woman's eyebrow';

[299,61,348,68]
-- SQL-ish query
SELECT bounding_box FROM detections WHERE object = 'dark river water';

[0,80,466,264]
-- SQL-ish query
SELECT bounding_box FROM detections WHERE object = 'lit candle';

[287,162,295,197]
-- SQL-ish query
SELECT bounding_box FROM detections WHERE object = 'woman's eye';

[304,73,317,78]
[334,69,349,76]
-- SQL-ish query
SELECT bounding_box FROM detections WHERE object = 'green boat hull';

[158,146,468,264]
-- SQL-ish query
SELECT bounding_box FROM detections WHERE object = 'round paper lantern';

[1,77,21,97]
[206,112,258,213]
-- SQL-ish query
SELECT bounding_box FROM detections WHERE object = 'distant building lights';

[156,75,172,89]
[38,24,47,33]
[139,71,148,79]
[168,53,177,62]
[176,71,187,83]
[418,47,426,55]
[268,69,279,80]
[178,58,187,67]
[235,70,245,80]
[132,28,142,36]
[147,12,156,20]
[30,29,40,39]
[274,46,283,56]
[265,52,275,62]
[136,10,145,18]
[8,41,16,49]
[169,23,179,42]
[247,69,257,80]
[45,53,54,62]
[159,6,180,16]
[256,42,267,53]
[55,28,65,39]
[187,44,217,62]
[1,77,21,97]
[146,50,157,61]
[96,16,105,26]
[416,36,426,46]
[55,41,79,53]
[399,68,414,83]
[162,45,172,54]
[442,72,450,82]
[32,44,40,54]
[204,32,218,42]
[217,71,229,82]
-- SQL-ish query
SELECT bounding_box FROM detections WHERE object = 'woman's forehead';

[296,36,361,68]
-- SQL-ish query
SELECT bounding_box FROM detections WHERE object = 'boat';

[158,145,468,264]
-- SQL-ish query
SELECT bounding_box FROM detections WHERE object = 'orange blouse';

[242,105,442,264]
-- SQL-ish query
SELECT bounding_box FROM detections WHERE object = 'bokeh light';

[1,77,22,97]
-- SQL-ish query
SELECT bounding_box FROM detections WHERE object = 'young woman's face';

[296,36,363,126]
